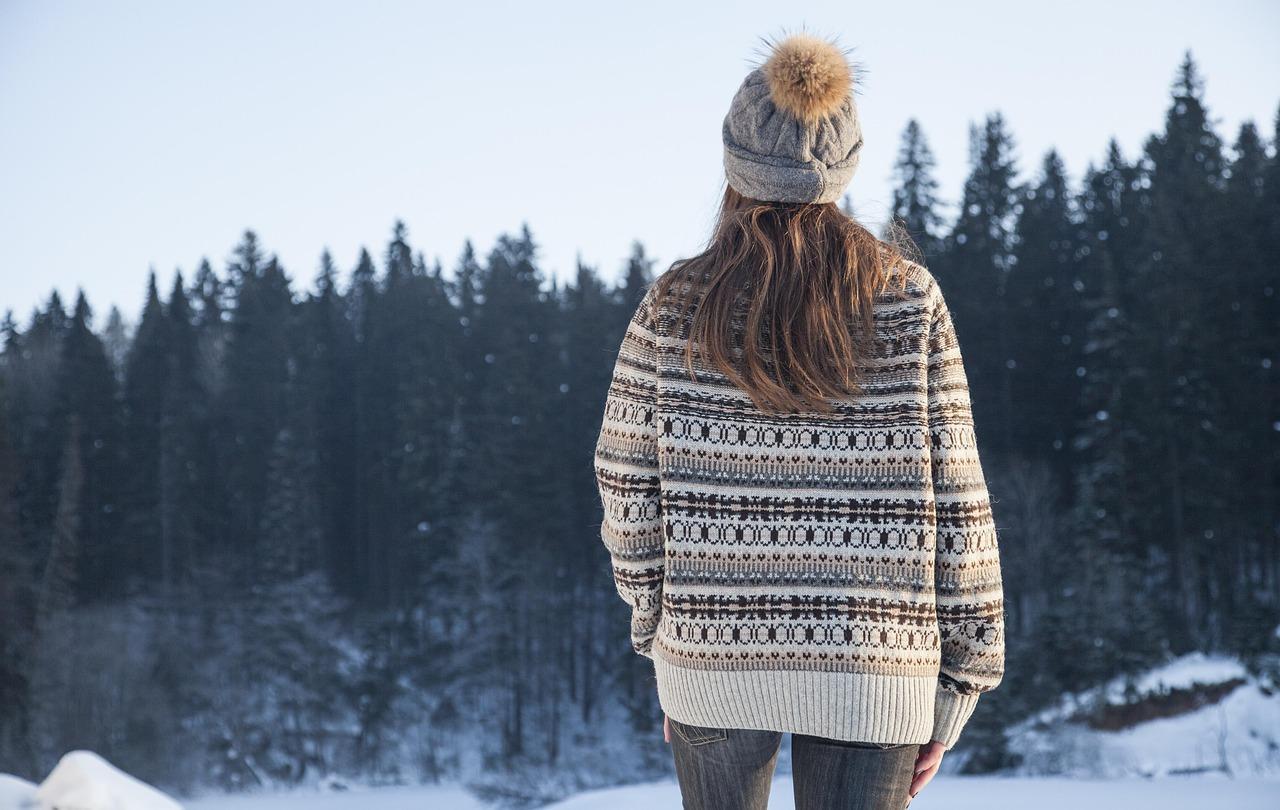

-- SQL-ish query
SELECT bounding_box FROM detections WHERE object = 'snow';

[1121,652,1246,698]
[176,776,1279,810]
[185,785,489,810]
[30,751,182,810]
[0,775,37,809]
[5,768,1277,810]
[1029,652,1250,726]
[1009,653,1280,778]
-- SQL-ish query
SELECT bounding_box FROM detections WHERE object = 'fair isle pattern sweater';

[592,260,1005,748]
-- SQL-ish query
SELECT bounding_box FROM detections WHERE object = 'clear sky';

[2,0,1277,327]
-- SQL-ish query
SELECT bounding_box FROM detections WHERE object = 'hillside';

[1006,652,1280,778]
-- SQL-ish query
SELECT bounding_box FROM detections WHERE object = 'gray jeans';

[669,717,918,810]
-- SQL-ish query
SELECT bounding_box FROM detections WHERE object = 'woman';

[593,33,1005,810]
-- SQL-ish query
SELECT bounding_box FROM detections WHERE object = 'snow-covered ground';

[0,777,38,810]
[1008,652,1280,778]
[186,784,492,810]
[178,775,1278,810]
[6,763,1278,810]
[10,764,1276,810]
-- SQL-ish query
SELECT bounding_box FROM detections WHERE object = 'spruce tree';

[890,119,945,258]
[157,273,207,592]
[620,241,655,312]
[121,273,170,581]
[297,250,358,592]
[466,224,563,757]
[0,388,34,771]
[943,113,1021,461]
[344,247,379,600]
[101,306,130,382]
[8,294,70,544]
[36,416,82,622]
[1260,105,1280,604]
[1071,144,1166,672]
[1138,52,1228,646]
[1006,150,1084,489]
[52,292,122,600]
[1216,120,1279,653]
[386,241,466,613]
[221,239,295,553]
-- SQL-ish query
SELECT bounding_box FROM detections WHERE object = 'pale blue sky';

[2,0,1277,326]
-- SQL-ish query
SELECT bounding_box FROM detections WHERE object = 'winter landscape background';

[3,3,1280,808]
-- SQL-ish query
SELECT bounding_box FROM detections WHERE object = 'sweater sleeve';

[594,287,665,659]
[925,285,1006,748]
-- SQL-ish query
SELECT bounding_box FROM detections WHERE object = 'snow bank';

[0,774,37,810]
[31,751,182,810]
[186,784,490,810]
[1009,653,1280,777]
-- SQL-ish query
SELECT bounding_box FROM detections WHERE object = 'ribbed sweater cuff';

[654,653,937,744]
[931,684,981,748]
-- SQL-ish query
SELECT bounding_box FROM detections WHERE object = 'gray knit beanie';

[722,34,862,205]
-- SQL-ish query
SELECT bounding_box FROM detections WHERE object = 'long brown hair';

[652,185,914,414]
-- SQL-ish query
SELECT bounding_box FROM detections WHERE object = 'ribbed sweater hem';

[654,650,945,746]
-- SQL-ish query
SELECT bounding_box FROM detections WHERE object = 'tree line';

[0,53,1275,797]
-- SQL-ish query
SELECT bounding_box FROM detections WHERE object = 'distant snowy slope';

[1008,653,1280,778]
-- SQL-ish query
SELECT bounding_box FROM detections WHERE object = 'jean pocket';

[842,739,911,751]
[670,717,729,746]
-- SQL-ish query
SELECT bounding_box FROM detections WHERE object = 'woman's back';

[593,40,1005,804]
[595,255,1004,748]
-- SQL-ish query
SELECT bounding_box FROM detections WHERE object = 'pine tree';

[620,241,655,312]
[351,230,409,607]
[190,257,229,388]
[1137,52,1229,647]
[156,272,207,593]
[343,247,379,600]
[101,306,130,382]
[258,426,323,580]
[386,238,467,613]
[0,388,35,771]
[297,250,358,591]
[1260,105,1280,604]
[942,113,1021,461]
[121,273,170,581]
[464,224,564,757]
[890,119,945,258]
[36,416,82,622]
[1006,149,1084,489]
[1071,141,1167,668]
[1216,120,1279,653]
[221,242,295,552]
[453,240,482,322]
[192,258,225,329]
[53,292,122,600]
[8,294,70,546]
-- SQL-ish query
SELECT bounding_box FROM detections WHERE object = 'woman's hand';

[909,740,946,800]
[663,713,671,743]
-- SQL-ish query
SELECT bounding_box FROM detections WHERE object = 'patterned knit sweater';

[592,260,1004,748]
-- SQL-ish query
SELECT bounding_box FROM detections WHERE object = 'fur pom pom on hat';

[722,33,863,204]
